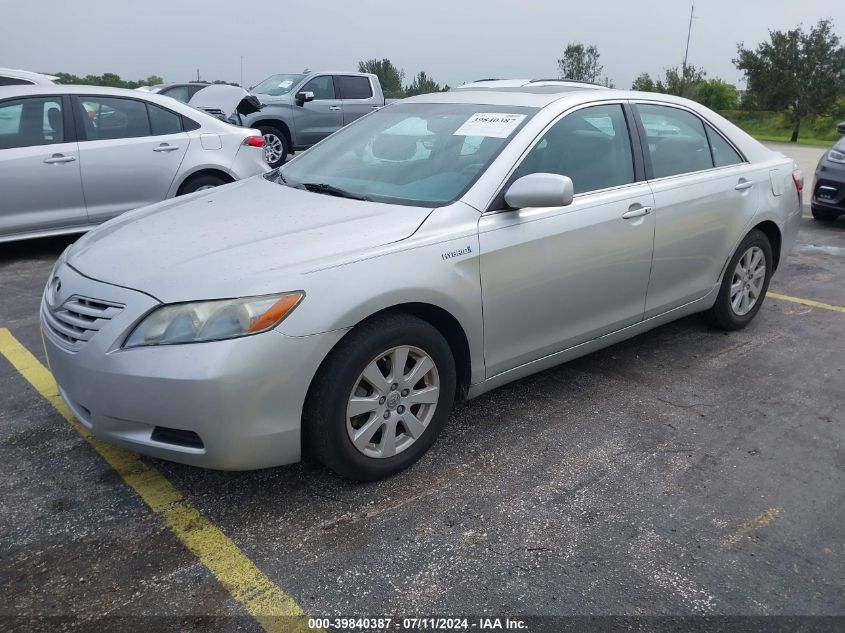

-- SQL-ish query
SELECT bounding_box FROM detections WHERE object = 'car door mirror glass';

[504,173,574,209]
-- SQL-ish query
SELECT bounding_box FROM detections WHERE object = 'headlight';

[828,149,845,164]
[123,291,304,348]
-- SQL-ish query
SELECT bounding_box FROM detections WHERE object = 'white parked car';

[0,68,58,86]
[0,85,270,243]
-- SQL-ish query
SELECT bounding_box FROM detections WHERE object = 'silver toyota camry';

[41,85,803,480]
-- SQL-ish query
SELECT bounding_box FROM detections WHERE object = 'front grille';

[42,296,124,351]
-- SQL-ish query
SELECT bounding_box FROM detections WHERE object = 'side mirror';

[295,91,315,106]
[504,173,574,209]
[837,121,845,136]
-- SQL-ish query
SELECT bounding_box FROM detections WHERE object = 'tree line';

[565,19,845,142]
[47,18,845,143]
[51,72,237,89]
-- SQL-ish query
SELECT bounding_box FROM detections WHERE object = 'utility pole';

[196,68,200,82]
[682,1,695,96]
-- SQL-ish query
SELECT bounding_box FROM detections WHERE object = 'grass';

[718,109,840,147]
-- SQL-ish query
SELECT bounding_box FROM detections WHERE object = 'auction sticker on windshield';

[453,113,527,138]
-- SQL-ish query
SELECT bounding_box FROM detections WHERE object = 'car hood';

[68,177,433,303]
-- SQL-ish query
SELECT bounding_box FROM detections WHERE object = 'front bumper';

[813,163,845,213]
[40,263,344,470]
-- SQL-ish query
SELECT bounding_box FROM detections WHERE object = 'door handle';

[153,144,180,152]
[735,180,754,191]
[329,106,342,111]
[622,206,652,220]
[43,154,76,164]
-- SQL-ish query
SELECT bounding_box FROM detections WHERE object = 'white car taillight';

[791,168,804,193]
[244,135,265,148]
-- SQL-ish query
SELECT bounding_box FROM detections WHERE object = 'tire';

[178,173,228,195]
[303,313,456,481]
[811,205,840,222]
[258,125,289,168]
[703,229,773,331]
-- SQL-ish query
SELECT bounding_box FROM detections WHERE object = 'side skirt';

[467,283,720,399]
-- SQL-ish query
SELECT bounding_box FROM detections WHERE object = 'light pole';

[682,1,695,96]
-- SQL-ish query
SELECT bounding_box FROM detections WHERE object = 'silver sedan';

[41,86,803,480]
[0,85,269,243]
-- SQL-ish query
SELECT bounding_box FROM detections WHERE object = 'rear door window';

[148,104,183,135]
[705,125,744,167]
[637,104,713,178]
[0,97,65,148]
[337,76,373,100]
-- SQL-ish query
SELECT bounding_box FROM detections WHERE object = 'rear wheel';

[703,229,773,331]
[811,205,840,222]
[257,125,289,168]
[304,313,456,481]
[178,173,228,195]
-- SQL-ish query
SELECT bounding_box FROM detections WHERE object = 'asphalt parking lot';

[1,143,843,631]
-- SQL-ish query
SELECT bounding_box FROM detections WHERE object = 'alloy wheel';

[263,133,284,165]
[730,246,766,316]
[346,345,440,459]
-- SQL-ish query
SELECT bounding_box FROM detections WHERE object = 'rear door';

[72,95,190,223]
[0,94,87,237]
[337,75,380,124]
[290,75,343,146]
[633,102,758,316]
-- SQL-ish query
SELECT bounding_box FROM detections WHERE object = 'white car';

[0,85,270,243]
[0,68,58,86]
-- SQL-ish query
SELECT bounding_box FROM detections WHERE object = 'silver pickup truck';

[243,71,389,167]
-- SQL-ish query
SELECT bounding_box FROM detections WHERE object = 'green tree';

[695,78,738,110]
[631,72,659,92]
[558,43,605,83]
[734,19,845,142]
[52,72,163,89]
[658,64,706,98]
[358,58,405,98]
[404,71,443,97]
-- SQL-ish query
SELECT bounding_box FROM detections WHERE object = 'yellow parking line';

[0,328,313,633]
[768,292,845,314]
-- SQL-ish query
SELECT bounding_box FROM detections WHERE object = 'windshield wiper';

[300,182,370,201]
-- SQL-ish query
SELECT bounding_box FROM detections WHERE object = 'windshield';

[251,74,305,96]
[276,103,537,207]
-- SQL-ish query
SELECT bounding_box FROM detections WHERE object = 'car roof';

[456,78,611,90]
[0,84,234,129]
[0,84,179,98]
[0,68,58,84]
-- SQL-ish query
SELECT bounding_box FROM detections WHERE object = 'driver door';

[479,103,656,377]
[292,75,343,146]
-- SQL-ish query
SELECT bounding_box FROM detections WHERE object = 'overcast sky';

[2,1,843,89]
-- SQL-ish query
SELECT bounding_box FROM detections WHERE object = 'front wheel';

[304,313,456,481]
[703,229,773,331]
[257,125,288,168]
